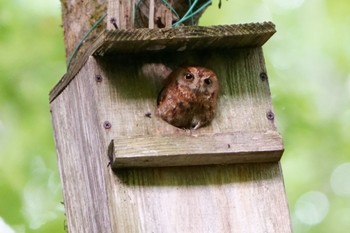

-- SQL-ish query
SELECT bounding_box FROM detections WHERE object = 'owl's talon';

[191,122,201,130]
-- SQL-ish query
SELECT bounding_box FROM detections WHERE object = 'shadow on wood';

[113,162,282,186]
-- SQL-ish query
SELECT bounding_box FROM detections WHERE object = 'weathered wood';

[53,1,291,232]
[110,163,291,233]
[96,22,276,54]
[50,60,113,233]
[60,0,107,61]
[51,48,291,231]
[88,43,287,230]
[107,0,136,30]
[50,22,276,103]
[92,47,277,134]
[110,131,283,168]
[92,46,282,168]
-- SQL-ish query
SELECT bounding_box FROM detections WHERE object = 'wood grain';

[60,0,107,61]
[53,1,290,232]
[50,59,113,233]
[111,162,291,233]
[110,131,284,168]
[107,0,135,30]
[96,22,276,55]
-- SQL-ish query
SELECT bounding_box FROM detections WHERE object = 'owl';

[156,66,219,129]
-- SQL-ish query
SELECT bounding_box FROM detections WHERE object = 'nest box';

[50,1,290,232]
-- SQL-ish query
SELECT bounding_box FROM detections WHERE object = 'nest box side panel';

[50,61,113,233]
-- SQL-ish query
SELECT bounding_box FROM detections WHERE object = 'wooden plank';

[110,131,284,168]
[107,0,135,30]
[49,22,276,103]
[111,163,291,233]
[50,58,113,233]
[96,22,276,55]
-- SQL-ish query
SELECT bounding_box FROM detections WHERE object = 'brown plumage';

[156,66,219,129]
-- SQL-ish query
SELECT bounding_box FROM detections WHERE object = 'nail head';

[260,72,268,81]
[103,121,112,129]
[266,111,275,120]
[95,74,102,82]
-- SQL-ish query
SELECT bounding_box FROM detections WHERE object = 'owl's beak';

[194,86,201,93]
[195,86,206,93]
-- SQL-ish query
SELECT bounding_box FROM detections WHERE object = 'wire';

[136,0,211,28]
[172,0,212,27]
[67,13,107,70]
[67,1,212,69]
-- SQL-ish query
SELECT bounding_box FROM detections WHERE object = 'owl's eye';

[184,73,194,80]
[204,78,212,85]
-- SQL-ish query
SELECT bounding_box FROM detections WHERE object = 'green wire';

[161,0,180,19]
[173,0,212,27]
[188,0,194,25]
[67,13,107,70]
[135,0,211,28]
[183,0,199,21]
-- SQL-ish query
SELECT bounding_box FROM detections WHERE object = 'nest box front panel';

[90,48,283,168]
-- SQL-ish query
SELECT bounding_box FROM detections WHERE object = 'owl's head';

[175,66,219,96]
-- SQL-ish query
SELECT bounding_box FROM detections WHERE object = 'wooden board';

[95,22,276,55]
[50,60,113,233]
[110,131,283,168]
[107,0,135,30]
[111,163,291,233]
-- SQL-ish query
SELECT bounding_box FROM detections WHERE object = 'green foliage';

[0,0,349,232]
[0,1,65,232]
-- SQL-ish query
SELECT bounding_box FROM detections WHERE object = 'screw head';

[103,121,112,129]
[110,17,116,24]
[144,112,152,118]
[110,17,118,29]
[266,111,275,120]
[260,72,268,81]
[95,75,102,82]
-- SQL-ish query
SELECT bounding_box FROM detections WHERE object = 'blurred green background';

[0,0,349,232]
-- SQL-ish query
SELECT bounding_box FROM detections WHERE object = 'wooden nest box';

[50,1,291,232]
